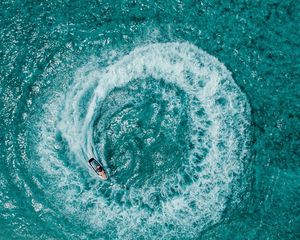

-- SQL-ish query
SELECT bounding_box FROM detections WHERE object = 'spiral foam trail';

[34,42,250,239]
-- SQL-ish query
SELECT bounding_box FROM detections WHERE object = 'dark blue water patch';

[92,78,192,189]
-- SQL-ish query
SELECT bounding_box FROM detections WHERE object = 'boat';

[88,158,108,180]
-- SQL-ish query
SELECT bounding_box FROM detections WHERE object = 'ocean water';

[0,1,299,239]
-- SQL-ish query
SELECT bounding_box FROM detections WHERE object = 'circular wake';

[34,42,250,239]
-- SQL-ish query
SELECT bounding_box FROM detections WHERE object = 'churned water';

[0,1,299,239]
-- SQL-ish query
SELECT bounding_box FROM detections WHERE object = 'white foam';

[35,42,250,238]
[4,202,16,209]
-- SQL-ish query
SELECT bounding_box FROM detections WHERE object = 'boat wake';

[32,42,250,239]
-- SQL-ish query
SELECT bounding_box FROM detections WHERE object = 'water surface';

[0,1,299,239]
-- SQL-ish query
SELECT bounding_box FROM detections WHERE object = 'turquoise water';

[0,1,299,239]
